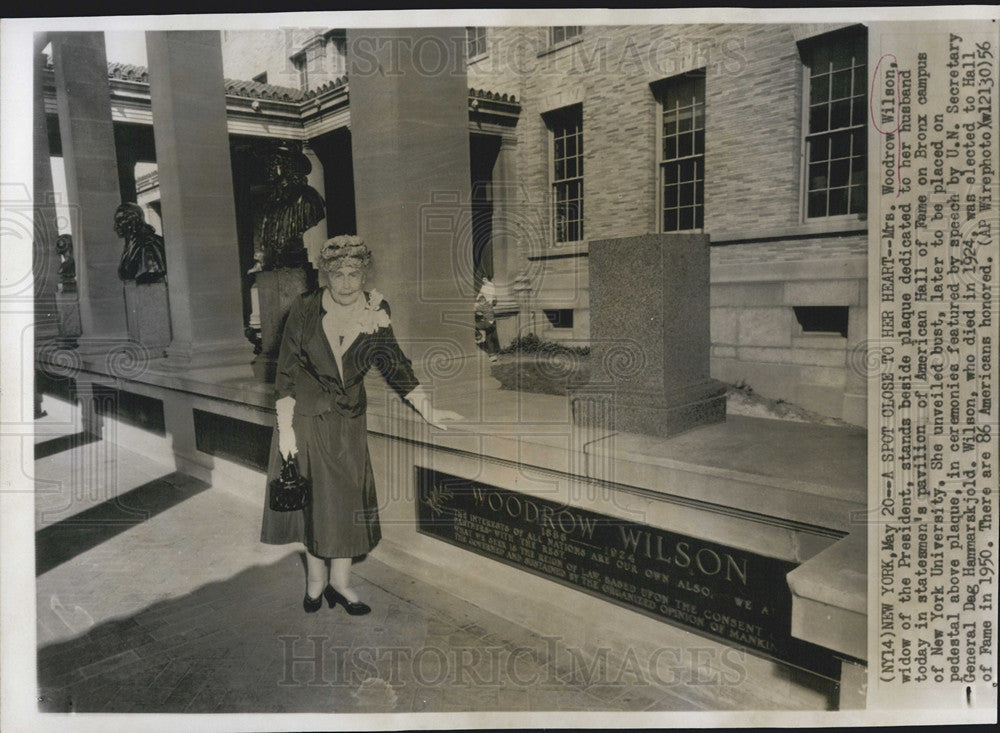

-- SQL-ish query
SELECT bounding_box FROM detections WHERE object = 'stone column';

[490,135,521,347]
[347,28,478,376]
[33,36,60,343]
[490,135,518,300]
[309,128,356,237]
[50,32,128,341]
[115,143,138,205]
[145,31,252,365]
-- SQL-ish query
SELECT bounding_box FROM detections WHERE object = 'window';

[291,39,327,91]
[654,71,705,232]
[545,105,584,244]
[292,53,308,89]
[326,31,348,77]
[549,26,582,46]
[802,26,867,219]
[466,27,487,59]
[793,306,849,338]
[543,309,574,329]
[252,71,268,84]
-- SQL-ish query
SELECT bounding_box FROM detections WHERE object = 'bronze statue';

[114,203,167,284]
[54,233,77,293]
[252,141,326,271]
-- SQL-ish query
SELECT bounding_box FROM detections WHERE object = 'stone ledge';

[786,530,867,660]
[527,241,590,260]
[787,530,866,613]
[712,257,867,284]
[363,394,864,534]
[37,346,275,409]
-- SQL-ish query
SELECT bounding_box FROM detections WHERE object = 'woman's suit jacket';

[274,289,419,418]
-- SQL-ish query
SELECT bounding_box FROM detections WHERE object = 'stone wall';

[710,239,868,425]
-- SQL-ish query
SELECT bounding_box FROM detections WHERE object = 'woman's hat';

[318,235,372,272]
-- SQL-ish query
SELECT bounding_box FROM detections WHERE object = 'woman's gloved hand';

[276,396,297,458]
[405,387,463,431]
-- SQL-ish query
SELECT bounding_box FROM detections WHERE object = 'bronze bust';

[114,203,167,284]
[54,233,77,293]
[252,141,326,271]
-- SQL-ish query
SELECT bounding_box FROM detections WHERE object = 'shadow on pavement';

[34,431,101,461]
[36,472,210,576]
[35,551,670,714]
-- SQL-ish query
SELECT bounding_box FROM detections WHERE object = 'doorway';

[469,133,501,288]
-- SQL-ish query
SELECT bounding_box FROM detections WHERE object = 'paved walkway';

[33,397,701,714]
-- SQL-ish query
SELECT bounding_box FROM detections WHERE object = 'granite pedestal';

[251,268,308,381]
[54,290,81,345]
[570,233,726,438]
[122,281,171,351]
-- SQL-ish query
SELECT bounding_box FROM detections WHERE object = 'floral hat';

[318,235,372,273]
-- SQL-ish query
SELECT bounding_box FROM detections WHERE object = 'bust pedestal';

[54,287,82,347]
[569,233,726,438]
[252,267,309,381]
[123,280,171,351]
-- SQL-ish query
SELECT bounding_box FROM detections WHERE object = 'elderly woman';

[261,235,460,614]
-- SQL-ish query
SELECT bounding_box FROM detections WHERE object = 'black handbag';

[269,454,311,512]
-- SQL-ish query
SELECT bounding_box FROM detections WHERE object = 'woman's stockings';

[330,557,360,603]
[305,551,327,599]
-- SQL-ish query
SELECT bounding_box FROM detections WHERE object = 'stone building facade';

[463,24,869,425]
[221,28,346,91]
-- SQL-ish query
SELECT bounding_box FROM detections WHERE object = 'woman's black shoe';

[324,585,371,615]
[303,592,323,613]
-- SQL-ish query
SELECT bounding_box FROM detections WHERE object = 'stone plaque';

[416,467,838,678]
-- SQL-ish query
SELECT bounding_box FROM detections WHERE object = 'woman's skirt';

[260,408,381,558]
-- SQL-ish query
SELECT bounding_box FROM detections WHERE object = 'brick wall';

[705,24,804,240]
[472,24,822,245]
[466,25,528,102]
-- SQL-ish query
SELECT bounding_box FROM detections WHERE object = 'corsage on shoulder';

[362,289,391,332]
